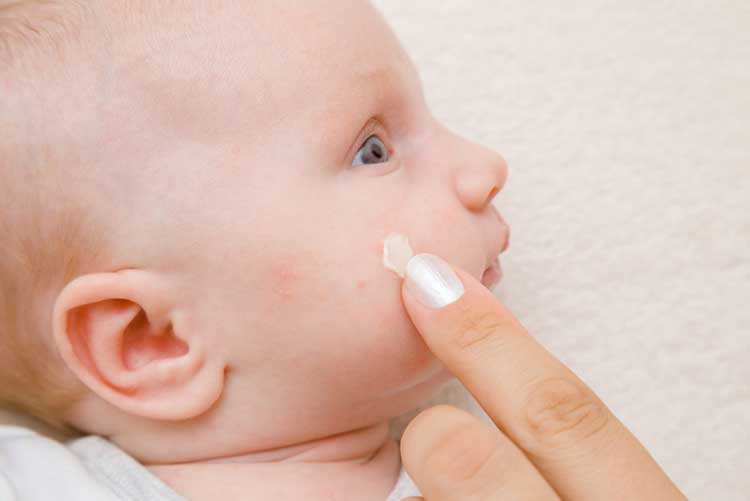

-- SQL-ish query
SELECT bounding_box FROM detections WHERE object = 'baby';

[0,0,509,499]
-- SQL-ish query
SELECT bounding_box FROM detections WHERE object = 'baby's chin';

[400,362,454,395]
[376,363,455,420]
[404,366,455,409]
[370,316,456,411]
[384,366,456,437]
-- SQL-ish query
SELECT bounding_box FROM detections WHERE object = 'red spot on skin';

[357,280,367,290]
[270,258,301,304]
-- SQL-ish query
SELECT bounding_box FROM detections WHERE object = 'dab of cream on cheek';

[383,233,414,278]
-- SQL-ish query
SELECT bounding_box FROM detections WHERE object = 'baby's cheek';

[260,248,353,313]
[367,205,411,244]
[367,202,460,260]
[261,250,328,308]
[268,256,302,304]
[259,236,438,380]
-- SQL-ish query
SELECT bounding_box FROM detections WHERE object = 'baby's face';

[95,0,508,449]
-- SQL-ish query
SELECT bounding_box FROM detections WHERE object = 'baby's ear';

[51,269,226,421]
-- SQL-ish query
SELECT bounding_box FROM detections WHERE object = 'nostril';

[485,186,499,206]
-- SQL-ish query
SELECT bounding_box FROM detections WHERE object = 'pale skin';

[34,0,683,499]
[47,0,505,499]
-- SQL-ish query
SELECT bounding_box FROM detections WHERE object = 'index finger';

[401,253,685,501]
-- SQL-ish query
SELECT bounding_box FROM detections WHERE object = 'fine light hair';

[0,0,105,434]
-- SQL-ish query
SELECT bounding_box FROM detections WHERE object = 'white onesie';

[0,425,421,500]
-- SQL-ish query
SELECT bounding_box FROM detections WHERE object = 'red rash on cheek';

[269,258,302,304]
[264,252,333,307]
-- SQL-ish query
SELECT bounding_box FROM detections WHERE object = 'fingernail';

[405,253,465,308]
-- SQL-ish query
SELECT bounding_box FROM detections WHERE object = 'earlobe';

[52,269,225,421]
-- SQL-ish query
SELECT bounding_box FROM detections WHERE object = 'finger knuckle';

[520,377,611,452]
[454,309,508,352]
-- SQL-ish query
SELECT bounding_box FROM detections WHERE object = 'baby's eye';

[352,135,390,166]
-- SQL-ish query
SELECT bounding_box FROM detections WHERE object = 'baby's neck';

[144,421,402,501]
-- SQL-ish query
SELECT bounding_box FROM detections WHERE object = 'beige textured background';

[2,1,749,499]
[380,1,750,500]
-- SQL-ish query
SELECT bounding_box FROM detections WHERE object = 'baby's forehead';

[104,0,415,145]
[4,0,419,178]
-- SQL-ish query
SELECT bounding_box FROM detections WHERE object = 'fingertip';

[402,253,466,309]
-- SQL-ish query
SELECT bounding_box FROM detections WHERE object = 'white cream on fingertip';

[383,233,414,278]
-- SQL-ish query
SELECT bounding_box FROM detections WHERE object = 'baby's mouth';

[482,215,510,289]
[481,255,503,289]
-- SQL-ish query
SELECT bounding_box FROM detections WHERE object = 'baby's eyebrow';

[350,61,420,103]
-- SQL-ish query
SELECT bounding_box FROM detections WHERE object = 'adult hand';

[398,253,685,501]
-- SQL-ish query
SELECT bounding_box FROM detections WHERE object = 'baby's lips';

[481,255,502,289]
[500,224,510,253]
[490,206,510,254]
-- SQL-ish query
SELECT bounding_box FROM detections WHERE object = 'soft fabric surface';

[2,2,748,499]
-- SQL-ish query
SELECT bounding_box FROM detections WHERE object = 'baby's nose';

[455,147,509,212]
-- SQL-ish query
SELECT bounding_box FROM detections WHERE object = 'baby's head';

[0,0,509,462]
